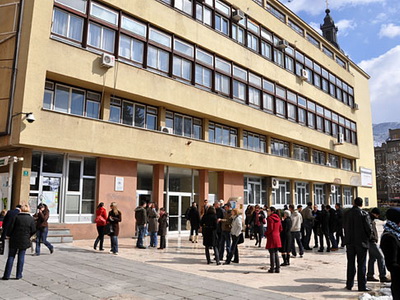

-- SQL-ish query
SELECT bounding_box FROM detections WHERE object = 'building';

[0,0,376,239]
[375,129,400,205]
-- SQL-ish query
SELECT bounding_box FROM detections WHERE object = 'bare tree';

[377,151,400,201]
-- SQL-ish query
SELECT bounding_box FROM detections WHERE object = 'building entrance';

[167,193,191,233]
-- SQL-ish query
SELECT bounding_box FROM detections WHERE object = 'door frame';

[167,192,192,233]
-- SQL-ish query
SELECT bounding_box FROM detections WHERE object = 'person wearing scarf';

[380,207,400,300]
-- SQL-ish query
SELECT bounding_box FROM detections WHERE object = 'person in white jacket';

[289,204,304,258]
[224,209,242,264]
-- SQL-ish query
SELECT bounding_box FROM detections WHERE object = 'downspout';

[2,0,24,136]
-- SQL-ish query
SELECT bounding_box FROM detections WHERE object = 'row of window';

[51,2,358,144]
[243,176,354,207]
[156,0,355,108]
[43,79,355,171]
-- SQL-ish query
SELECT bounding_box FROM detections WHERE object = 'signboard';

[115,177,124,191]
[360,167,373,188]
[0,173,9,211]
[0,156,9,167]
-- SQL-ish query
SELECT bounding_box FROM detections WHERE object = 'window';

[173,56,192,81]
[174,39,194,57]
[88,22,115,52]
[232,24,245,44]
[90,2,118,25]
[272,180,290,208]
[209,122,237,147]
[166,111,202,139]
[195,65,212,88]
[215,14,229,35]
[121,16,147,37]
[249,87,260,107]
[329,154,339,168]
[271,139,289,157]
[196,3,212,26]
[314,184,325,205]
[306,33,320,48]
[276,98,286,117]
[288,19,304,36]
[119,35,144,63]
[288,103,296,121]
[45,82,101,118]
[110,98,157,130]
[295,182,309,206]
[175,0,193,15]
[294,145,309,161]
[261,41,272,60]
[247,32,259,52]
[243,131,266,153]
[343,187,353,207]
[274,49,284,67]
[266,3,285,22]
[263,93,274,113]
[312,150,325,165]
[147,46,170,73]
[244,176,266,206]
[149,28,172,48]
[52,8,84,42]
[55,0,86,13]
[215,73,230,95]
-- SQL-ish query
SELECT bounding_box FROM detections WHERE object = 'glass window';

[249,87,260,107]
[263,93,274,112]
[274,49,284,67]
[312,150,325,165]
[215,58,231,74]
[276,86,286,99]
[215,14,229,35]
[109,98,121,123]
[175,0,193,15]
[298,107,306,124]
[263,80,274,93]
[88,22,115,52]
[147,46,170,73]
[233,66,247,80]
[196,49,213,66]
[261,41,272,59]
[195,64,212,88]
[121,16,146,37]
[215,73,230,95]
[90,2,118,25]
[55,0,87,13]
[271,139,289,157]
[247,19,259,34]
[276,99,286,116]
[119,35,144,63]
[288,103,296,121]
[134,104,145,128]
[174,39,194,57]
[233,80,246,101]
[173,56,192,81]
[249,73,261,87]
[294,145,309,161]
[149,28,171,48]
[215,0,230,16]
[232,24,245,44]
[122,101,134,125]
[196,4,212,26]
[52,8,84,42]
[68,160,81,192]
[247,33,259,52]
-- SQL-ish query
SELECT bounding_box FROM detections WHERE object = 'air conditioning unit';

[300,69,308,80]
[271,178,279,189]
[330,184,336,194]
[353,103,359,110]
[276,40,289,49]
[101,53,115,68]
[337,133,344,145]
[326,162,331,167]
[160,126,173,134]
[232,10,245,22]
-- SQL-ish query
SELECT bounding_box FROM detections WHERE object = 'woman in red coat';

[265,207,282,273]
[94,202,107,251]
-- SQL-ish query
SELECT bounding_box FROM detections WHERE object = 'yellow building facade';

[0,0,376,238]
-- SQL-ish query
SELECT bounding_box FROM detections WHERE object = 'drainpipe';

[1,0,24,136]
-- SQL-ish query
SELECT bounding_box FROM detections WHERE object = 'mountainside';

[373,122,400,146]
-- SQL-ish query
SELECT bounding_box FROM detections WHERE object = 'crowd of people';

[1,198,399,300]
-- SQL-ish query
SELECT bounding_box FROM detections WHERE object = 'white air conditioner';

[300,69,308,80]
[353,103,359,110]
[160,126,173,134]
[326,162,331,167]
[330,184,336,194]
[271,178,279,189]
[276,40,289,49]
[337,133,344,144]
[101,53,115,68]
[232,10,245,22]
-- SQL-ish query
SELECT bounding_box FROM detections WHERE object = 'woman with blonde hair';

[108,202,121,255]
[224,208,243,264]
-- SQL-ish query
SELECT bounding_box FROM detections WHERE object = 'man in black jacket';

[343,197,372,292]
[135,200,148,249]
[335,203,344,248]
[317,204,331,252]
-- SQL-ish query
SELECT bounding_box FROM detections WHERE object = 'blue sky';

[278,0,400,124]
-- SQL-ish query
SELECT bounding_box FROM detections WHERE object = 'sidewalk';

[0,233,391,300]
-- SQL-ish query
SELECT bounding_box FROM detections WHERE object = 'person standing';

[343,197,372,292]
[2,204,36,280]
[135,200,148,249]
[289,204,304,258]
[1,205,21,255]
[108,202,121,255]
[367,208,390,283]
[265,207,282,273]
[200,206,220,265]
[34,203,54,255]
[380,207,400,300]
[157,208,168,249]
[219,203,232,260]
[312,205,320,249]
[252,205,265,247]
[280,210,292,267]
[335,203,344,248]
[94,202,107,251]
[301,202,314,250]
[317,204,331,252]
[188,202,200,243]
[147,203,159,248]
[245,205,255,239]
[326,205,339,251]
[224,208,242,264]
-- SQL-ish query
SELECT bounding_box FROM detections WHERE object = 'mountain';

[373,122,400,147]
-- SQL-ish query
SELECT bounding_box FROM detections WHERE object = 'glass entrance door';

[168,194,191,233]
[40,174,62,223]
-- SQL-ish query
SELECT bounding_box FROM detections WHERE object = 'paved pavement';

[0,224,392,300]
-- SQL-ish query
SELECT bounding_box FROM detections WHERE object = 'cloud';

[309,22,322,35]
[336,19,357,36]
[379,23,400,38]
[359,45,400,123]
[283,0,385,16]
[372,12,387,24]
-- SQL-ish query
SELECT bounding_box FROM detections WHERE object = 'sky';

[278,0,400,124]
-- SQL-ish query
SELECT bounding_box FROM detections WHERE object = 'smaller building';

[375,129,400,205]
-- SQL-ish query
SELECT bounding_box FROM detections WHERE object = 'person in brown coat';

[34,203,54,256]
[157,208,168,249]
[108,202,121,255]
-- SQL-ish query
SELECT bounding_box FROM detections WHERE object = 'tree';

[376,151,400,202]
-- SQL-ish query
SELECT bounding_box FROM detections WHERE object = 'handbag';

[104,223,113,235]
[186,220,191,231]
[237,232,244,244]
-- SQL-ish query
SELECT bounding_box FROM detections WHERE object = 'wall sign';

[115,177,124,192]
